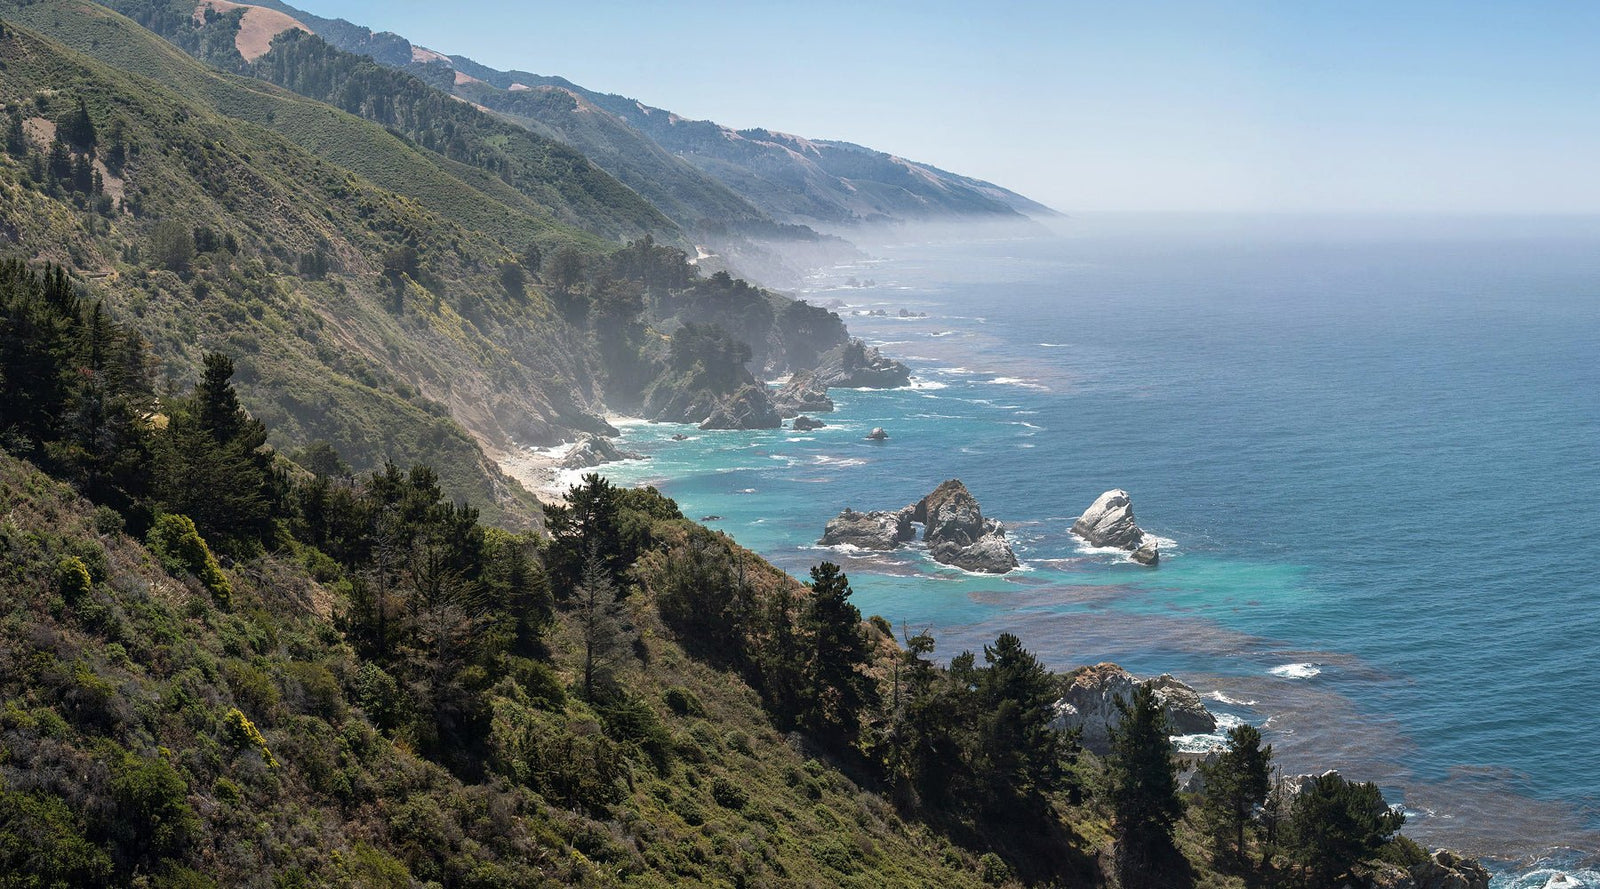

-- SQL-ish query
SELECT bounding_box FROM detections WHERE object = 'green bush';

[55,555,92,601]
[107,749,198,862]
[0,787,114,887]
[710,776,747,810]
[979,852,1012,885]
[147,514,232,607]
[221,707,279,768]
[92,505,124,536]
[662,686,705,717]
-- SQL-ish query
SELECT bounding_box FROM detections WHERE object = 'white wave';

[930,330,958,337]
[1206,691,1260,707]
[813,455,867,468]
[987,376,1051,391]
[1269,663,1322,679]
[909,378,948,390]
[1038,342,1069,348]
[1498,869,1600,889]
[1172,713,1249,754]
[785,436,817,442]
[737,488,757,494]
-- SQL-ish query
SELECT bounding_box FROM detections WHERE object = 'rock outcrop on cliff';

[699,385,783,430]
[772,370,836,417]
[1071,489,1149,551]
[818,479,1018,573]
[818,507,917,550]
[1051,662,1217,754]
[811,340,912,389]
[559,434,644,469]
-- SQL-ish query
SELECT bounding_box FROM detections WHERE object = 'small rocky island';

[819,479,1019,573]
[1071,489,1160,565]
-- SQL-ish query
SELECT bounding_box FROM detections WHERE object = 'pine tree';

[1198,723,1273,862]
[574,544,628,700]
[798,562,874,742]
[57,98,96,148]
[4,112,25,157]
[46,137,71,183]
[1108,684,1188,889]
[156,352,281,549]
[1285,773,1404,888]
[542,473,623,592]
[978,632,1069,808]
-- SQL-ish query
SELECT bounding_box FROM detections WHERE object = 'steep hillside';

[0,449,1014,888]
[219,0,1056,229]
[0,11,625,524]
[11,0,674,245]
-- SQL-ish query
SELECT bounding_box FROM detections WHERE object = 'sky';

[289,0,1600,214]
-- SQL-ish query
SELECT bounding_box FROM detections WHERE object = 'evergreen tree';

[4,112,25,157]
[156,352,282,549]
[57,97,96,148]
[46,137,71,184]
[1285,773,1404,888]
[542,473,623,592]
[1198,723,1273,862]
[797,562,874,742]
[1108,684,1188,889]
[574,544,629,700]
[976,632,1069,808]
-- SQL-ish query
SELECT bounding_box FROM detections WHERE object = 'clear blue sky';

[291,0,1600,214]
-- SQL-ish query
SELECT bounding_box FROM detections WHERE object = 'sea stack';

[818,479,1019,573]
[865,427,889,441]
[911,480,1019,573]
[1071,489,1148,551]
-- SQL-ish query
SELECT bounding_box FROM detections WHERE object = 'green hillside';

[2,0,669,246]
[0,254,1451,888]
[0,10,620,524]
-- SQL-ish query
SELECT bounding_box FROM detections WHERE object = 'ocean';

[587,214,1600,885]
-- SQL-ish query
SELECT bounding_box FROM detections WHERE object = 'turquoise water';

[593,216,1600,882]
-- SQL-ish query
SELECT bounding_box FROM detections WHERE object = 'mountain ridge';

[231,0,1057,230]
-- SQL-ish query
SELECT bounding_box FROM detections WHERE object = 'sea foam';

[1269,663,1322,680]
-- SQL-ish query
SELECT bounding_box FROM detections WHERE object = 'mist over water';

[596,215,1600,883]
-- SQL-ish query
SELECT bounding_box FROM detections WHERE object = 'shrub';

[55,556,92,601]
[710,776,748,810]
[106,749,198,862]
[0,788,114,887]
[662,686,705,718]
[354,663,404,732]
[93,505,124,535]
[979,852,1012,885]
[147,514,232,607]
[221,707,279,768]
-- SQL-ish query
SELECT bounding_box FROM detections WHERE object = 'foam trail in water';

[1269,663,1322,679]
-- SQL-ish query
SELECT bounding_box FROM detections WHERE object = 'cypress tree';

[4,112,25,157]
[978,632,1069,807]
[798,562,874,742]
[58,98,96,148]
[1199,723,1273,862]
[1108,684,1188,889]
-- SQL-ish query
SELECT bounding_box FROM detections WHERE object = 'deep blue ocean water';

[591,215,1600,885]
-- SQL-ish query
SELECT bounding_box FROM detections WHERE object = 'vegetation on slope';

[2,252,1446,888]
